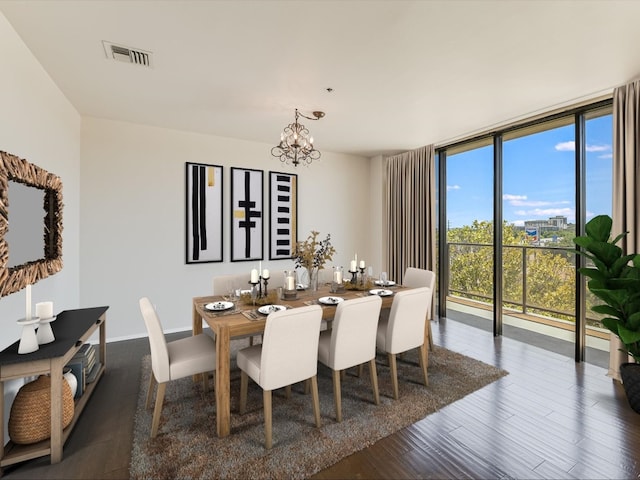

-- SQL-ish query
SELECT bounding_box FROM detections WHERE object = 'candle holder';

[262,276,269,298]
[283,270,298,300]
[349,269,358,284]
[359,267,366,286]
[249,281,260,306]
[17,317,40,354]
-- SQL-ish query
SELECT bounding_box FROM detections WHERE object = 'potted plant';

[573,214,640,413]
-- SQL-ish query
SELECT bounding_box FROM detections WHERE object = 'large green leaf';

[592,304,624,319]
[585,242,622,268]
[585,215,612,242]
[618,324,640,345]
[602,317,621,336]
[590,288,630,308]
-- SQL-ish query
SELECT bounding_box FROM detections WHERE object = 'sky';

[444,113,613,229]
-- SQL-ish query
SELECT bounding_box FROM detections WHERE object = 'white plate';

[205,301,234,312]
[258,304,287,315]
[369,289,394,297]
[296,284,308,290]
[318,296,344,305]
[374,280,396,287]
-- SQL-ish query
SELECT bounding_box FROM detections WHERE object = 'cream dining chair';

[237,304,323,449]
[139,297,216,438]
[376,286,432,399]
[403,267,436,351]
[317,295,382,422]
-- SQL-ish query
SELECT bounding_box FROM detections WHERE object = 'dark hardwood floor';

[3,317,640,479]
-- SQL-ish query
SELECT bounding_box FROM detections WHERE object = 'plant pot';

[620,362,640,414]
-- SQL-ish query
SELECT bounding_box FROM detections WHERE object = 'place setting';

[203,300,239,317]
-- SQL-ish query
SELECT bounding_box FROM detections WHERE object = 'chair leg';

[332,369,342,422]
[427,319,434,352]
[239,370,248,414]
[285,385,292,399]
[369,358,380,405]
[388,353,399,400]
[419,343,429,386]
[357,364,364,378]
[264,389,273,449]
[303,378,311,394]
[145,374,157,410]
[310,375,321,428]
[151,382,167,438]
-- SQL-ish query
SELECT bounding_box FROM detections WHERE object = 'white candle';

[355,253,358,265]
[250,269,259,283]
[334,270,343,284]
[350,260,357,272]
[286,275,295,290]
[36,301,53,320]
[25,284,31,321]
[262,269,270,279]
[360,260,365,269]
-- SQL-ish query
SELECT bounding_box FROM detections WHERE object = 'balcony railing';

[446,241,606,335]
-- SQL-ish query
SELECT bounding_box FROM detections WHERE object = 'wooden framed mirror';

[0,151,63,297]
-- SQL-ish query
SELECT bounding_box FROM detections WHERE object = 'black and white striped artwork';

[185,162,223,263]
[231,167,263,261]
[269,171,297,260]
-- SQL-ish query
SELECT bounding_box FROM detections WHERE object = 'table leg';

[50,359,64,463]
[216,327,231,437]
[192,304,204,382]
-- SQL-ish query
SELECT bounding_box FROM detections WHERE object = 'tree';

[447,220,576,321]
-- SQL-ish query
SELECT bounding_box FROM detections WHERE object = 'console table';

[0,306,108,471]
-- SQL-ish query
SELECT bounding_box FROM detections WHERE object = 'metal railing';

[446,241,603,328]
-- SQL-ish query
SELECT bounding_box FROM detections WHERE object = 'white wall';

[80,118,372,340]
[0,12,81,445]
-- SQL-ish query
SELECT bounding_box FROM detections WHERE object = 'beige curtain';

[611,80,640,380]
[384,145,436,285]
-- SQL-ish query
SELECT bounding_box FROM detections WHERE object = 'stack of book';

[66,343,101,398]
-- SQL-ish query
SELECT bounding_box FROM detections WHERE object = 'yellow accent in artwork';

[208,167,215,187]
[234,210,245,219]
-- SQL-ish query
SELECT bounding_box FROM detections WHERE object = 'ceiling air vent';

[102,41,152,67]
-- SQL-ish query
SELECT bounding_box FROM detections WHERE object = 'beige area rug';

[129,341,508,480]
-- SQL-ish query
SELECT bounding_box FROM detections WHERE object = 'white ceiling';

[2,0,640,158]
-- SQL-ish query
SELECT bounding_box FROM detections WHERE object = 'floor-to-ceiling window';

[437,101,612,364]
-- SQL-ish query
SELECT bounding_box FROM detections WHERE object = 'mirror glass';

[5,180,46,268]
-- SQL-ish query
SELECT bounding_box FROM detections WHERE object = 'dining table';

[192,281,419,438]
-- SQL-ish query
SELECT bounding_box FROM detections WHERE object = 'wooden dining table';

[192,282,408,437]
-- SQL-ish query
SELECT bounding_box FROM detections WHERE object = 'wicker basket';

[8,375,75,445]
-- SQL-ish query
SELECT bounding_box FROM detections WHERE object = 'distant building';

[524,215,568,232]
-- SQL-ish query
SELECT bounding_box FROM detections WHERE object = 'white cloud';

[598,153,613,159]
[503,194,527,201]
[555,141,575,151]
[511,220,525,226]
[514,210,527,216]
[528,207,573,217]
[447,185,461,191]
[586,144,610,152]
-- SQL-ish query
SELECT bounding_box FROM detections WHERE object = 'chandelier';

[271,109,325,167]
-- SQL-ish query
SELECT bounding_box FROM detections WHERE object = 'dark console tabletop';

[0,306,109,365]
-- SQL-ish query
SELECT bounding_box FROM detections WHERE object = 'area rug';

[129,342,507,480]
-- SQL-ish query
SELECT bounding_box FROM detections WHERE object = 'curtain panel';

[611,80,640,380]
[384,145,436,285]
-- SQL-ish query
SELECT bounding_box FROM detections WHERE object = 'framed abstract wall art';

[185,162,223,263]
[268,171,297,260]
[231,167,263,262]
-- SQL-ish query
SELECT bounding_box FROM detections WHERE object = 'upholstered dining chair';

[237,304,323,449]
[139,297,216,438]
[317,295,382,422]
[403,267,436,351]
[376,287,432,400]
